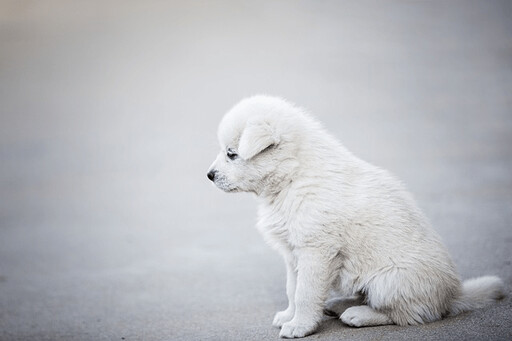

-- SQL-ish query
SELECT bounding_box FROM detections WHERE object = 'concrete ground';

[1,1,511,340]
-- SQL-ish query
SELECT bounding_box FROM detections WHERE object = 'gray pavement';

[1,1,511,340]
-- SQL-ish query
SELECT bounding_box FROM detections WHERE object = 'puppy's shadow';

[323,296,364,318]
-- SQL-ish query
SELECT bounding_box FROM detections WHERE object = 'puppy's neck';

[258,177,294,206]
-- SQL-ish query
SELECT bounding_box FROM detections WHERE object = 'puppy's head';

[207,95,300,195]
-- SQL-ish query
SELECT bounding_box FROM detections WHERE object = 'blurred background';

[0,1,511,340]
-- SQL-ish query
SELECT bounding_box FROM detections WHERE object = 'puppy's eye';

[227,148,238,160]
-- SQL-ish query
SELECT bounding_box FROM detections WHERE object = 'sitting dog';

[207,95,505,338]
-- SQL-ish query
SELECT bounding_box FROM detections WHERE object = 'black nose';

[207,170,216,181]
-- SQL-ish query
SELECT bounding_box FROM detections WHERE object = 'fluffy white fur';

[207,95,505,338]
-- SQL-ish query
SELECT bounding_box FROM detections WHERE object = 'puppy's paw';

[340,307,366,327]
[273,309,294,328]
[340,305,392,327]
[279,320,317,338]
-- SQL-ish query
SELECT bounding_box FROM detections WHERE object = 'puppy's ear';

[238,119,279,160]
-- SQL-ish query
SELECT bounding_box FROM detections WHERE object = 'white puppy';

[207,95,505,338]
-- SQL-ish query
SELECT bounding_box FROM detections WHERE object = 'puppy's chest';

[256,203,297,247]
[256,207,290,244]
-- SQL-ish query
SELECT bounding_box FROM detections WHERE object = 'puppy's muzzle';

[207,169,217,182]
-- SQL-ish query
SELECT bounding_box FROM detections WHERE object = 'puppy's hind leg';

[340,305,393,327]
[324,296,364,317]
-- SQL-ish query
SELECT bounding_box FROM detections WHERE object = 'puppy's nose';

[207,169,216,182]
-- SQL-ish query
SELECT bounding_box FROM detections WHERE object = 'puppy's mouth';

[213,180,239,193]
[220,185,239,193]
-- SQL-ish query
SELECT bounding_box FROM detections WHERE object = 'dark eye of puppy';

[227,148,238,160]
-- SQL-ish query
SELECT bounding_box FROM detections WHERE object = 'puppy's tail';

[449,276,505,315]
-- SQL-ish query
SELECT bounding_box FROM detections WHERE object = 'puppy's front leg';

[280,249,332,338]
[273,251,297,327]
